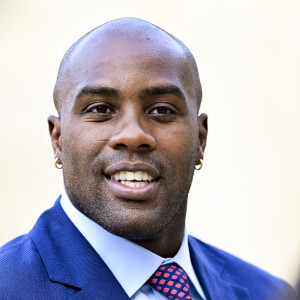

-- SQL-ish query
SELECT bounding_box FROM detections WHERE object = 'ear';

[48,115,62,163]
[196,113,208,161]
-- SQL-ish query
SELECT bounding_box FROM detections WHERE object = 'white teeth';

[129,181,135,187]
[111,170,156,188]
[111,170,154,183]
[119,171,126,180]
[134,171,143,180]
[135,182,141,188]
[125,171,135,181]
[119,181,148,188]
[142,172,148,180]
[114,173,120,180]
[141,172,153,181]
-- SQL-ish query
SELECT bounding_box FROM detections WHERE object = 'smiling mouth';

[107,171,156,188]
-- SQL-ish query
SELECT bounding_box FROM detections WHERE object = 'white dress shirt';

[60,192,206,300]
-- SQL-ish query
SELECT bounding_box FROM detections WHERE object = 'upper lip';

[104,161,160,179]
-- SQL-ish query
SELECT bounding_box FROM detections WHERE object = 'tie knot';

[148,263,192,300]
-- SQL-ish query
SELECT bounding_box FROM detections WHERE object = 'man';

[0,18,293,299]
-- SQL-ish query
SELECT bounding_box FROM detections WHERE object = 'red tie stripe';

[148,263,192,300]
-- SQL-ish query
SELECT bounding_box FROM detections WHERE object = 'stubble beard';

[62,149,197,241]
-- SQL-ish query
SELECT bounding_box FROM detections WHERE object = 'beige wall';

[0,0,299,286]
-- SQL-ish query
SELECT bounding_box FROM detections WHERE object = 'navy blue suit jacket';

[0,198,293,299]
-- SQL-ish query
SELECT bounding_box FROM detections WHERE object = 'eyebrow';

[139,85,186,101]
[75,86,120,102]
[74,84,186,103]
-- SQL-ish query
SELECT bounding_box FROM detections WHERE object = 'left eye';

[90,105,113,114]
[149,107,173,114]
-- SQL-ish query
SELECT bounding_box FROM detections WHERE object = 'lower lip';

[105,178,160,200]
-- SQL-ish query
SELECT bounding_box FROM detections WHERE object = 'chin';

[93,210,171,241]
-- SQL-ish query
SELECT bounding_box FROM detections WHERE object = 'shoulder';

[0,233,77,299]
[0,234,40,271]
[188,236,294,299]
[0,234,47,298]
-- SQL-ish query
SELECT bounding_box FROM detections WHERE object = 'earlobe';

[48,115,62,161]
[196,113,208,162]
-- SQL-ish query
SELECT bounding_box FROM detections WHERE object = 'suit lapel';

[29,197,129,299]
[70,273,129,300]
[188,236,249,300]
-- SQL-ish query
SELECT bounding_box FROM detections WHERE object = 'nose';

[109,116,156,151]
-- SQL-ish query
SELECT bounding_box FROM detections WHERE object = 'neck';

[132,202,187,257]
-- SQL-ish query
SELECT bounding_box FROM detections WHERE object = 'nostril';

[110,131,156,151]
[115,143,151,150]
[139,144,151,149]
[115,143,127,148]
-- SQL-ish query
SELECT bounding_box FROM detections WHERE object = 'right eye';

[90,105,114,114]
[149,106,174,115]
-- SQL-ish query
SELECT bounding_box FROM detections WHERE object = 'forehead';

[68,28,190,87]
[71,22,186,65]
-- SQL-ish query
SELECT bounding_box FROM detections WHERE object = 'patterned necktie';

[148,263,192,300]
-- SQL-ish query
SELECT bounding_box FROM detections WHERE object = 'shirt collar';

[60,192,205,299]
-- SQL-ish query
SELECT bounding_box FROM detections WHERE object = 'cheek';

[156,125,198,162]
[61,124,109,163]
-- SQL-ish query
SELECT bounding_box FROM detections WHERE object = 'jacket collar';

[189,236,249,300]
[29,197,129,299]
[28,196,249,300]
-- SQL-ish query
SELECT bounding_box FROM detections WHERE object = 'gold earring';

[54,157,62,169]
[195,159,203,170]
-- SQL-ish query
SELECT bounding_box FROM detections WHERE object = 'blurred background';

[0,0,299,286]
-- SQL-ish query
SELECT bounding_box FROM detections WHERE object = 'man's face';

[51,32,206,240]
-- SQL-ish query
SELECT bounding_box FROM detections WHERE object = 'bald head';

[53,18,202,115]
